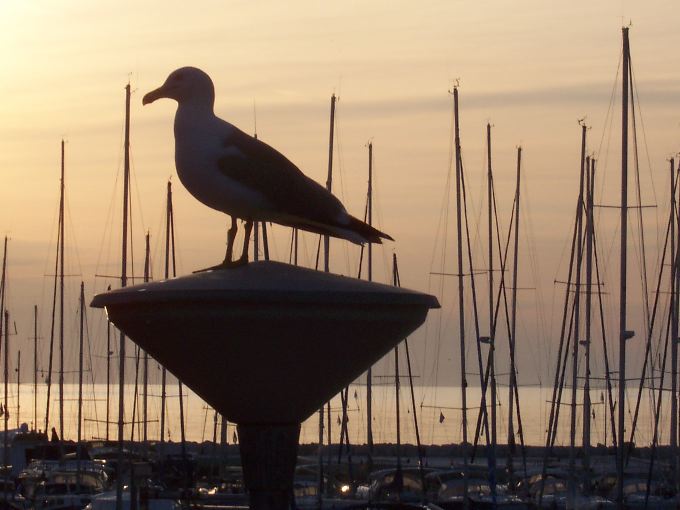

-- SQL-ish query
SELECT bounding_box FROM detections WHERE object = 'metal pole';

[166,195,189,498]
[116,82,131,510]
[452,87,469,506]
[16,351,20,430]
[367,141,374,456]
[161,181,172,450]
[59,139,65,441]
[143,234,150,443]
[568,130,586,508]
[617,27,630,510]
[3,310,8,507]
[324,93,336,272]
[507,147,522,479]
[33,305,37,431]
[583,156,595,490]
[671,157,678,490]
[106,306,111,442]
[77,282,84,488]
[487,123,498,504]
[393,255,402,499]
[253,128,260,262]
[318,92,335,509]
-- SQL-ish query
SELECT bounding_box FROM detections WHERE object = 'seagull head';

[142,67,215,109]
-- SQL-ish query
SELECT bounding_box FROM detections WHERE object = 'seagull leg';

[224,216,238,264]
[193,217,242,272]
[235,220,254,265]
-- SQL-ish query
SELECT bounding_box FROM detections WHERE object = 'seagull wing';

[217,127,347,227]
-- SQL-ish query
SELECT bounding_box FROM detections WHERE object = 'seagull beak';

[142,85,167,105]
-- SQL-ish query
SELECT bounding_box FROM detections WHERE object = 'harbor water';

[7,383,669,448]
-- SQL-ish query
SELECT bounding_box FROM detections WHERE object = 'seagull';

[142,67,392,267]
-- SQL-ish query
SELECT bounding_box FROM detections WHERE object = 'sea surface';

[5,383,670,448]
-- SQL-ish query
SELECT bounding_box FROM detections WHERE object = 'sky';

[0,1,678,439]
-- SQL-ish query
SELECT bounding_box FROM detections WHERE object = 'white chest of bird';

[174,106,268,220]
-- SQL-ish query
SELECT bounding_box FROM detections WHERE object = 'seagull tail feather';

[282,215,393,245]
[346,216,394,244]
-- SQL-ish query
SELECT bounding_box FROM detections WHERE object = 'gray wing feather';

[217,128,346,226]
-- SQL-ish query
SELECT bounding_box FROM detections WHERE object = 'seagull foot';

[193,257,249,273]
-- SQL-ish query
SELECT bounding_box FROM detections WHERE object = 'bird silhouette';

[143,67,392,267]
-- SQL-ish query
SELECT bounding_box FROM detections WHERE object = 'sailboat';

[529,26,680,510]
[424,84,533,508]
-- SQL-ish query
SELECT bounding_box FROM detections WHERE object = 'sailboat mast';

[166,189,188,491]
[670,156,678,483]
[16,350,20,430]
[452,87,469,495]
[486,123,497,495]
[0,239,6,472]
[106,305,111,441]
[143,232,150,443]
[324,93,335,271]
[59,138,65,441]
[0,238,6,433]
[161,181,172,449]
[568,129,587,506]
[116,82,131,510]
[583,156,595,484]
[2,312,7,454]
[121,84,131,289]
[367,140,374,454]
[392,254,402,488]
[318,92,336,505]
[0,239,6,347]
[45,146,63,436]
[33,305,37,430]
[3,310,8,500]
[77,282,84,483]
[0,243,5,509]
[368,143,373,290]
[507,146,522,476]
[617,27,630,509]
